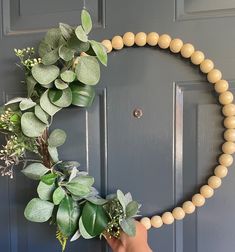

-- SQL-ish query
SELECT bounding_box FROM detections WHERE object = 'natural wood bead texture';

[101,32,235,230]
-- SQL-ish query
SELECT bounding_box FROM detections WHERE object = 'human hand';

[105,221,153,252]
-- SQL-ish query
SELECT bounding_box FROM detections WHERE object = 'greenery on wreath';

[0,10,141,251]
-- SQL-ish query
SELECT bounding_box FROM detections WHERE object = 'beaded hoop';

[101,32,235,230]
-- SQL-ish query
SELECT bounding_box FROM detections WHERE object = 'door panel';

[1,0,235,252]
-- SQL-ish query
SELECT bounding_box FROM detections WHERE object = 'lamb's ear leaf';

[90,40,107,66]
[120,218,136,237]
[81,10,92,34]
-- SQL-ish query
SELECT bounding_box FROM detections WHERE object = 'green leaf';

[48,129,67,147]
[126,201,139,218]
[117,190,127,212]
[19,98,36,111]
[24,198,54,223]
[90,40,107,66]
[57,196,80,237]
[32,64,60,85]
[120,218,136,237]
[59,23,74,40]
[81,9,92,34]
[44,28,62,49]
[48,146,59,163]
[79,217,94,239]
[86,197,108,205]
[21,112,47,137]
[40,90,61,116]
[49,87,72,107]
[34,105,49,124]
[75,56,100,85]
[82,202,109,236]
[64,176,94,197]
[55,79,69,90]
[75,25,88,42]
[67,35,90,52]
[41,173,58,185]
[37,181,55,201]
[38,39,52,58]
[70,82,95,107]
[5,97,24,105]
[26,76,37,97]
[59,45,74,61]
[60,70,76,83]
[22,163,49,180]
[42,49,60,65]
[53,187,66,205]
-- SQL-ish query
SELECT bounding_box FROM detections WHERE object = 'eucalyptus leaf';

[32,64,60,85]
[48,129,67,147]
[34,105,49,124]
[81,9,92,34]
[59,45,75,61]
[75,25,88,42]
[67,35,90,52]
[40,90,61,116]
[5,97,24,105]
[42,48,59,65]
[90,40,107,66]
[24,198,54,223]
[21,112,47,137]
[22,163,49,180]
[75,56,100,85]
[126,201,139,218]
[86,196,108,205]
[26,76,37,97]
[57,196,80,237]
[38,39,52,58]
[41,173,58,185]
[54,79,68,90]
[120,218,136,237]
[60,70,76,83]
[49,87,72,107]
[37,181,55,201]
[48,146,59,163]
[19,98,36,111]
[53,187,66,205]
[79,217,94,239]
[44,28,62,49]
[59,23,74,40]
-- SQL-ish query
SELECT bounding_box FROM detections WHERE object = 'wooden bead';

[162,212,174,225]
[135,32,147,47]
[214,165,228,178]
[214,80,229,93]
[172,207,185,220]
[140,217,151,230]
[200,59,214,73]
[112,36,124,50]
[200,185,214,198]
[207,69,222,83]
[208,176,222,189]
[169,38,183,53]
[219,153,233,167]
[147,32,159,46]
[222,141,235,154]
[222,104,235,116]
[180,43,195,58]
[151,215,163,228]
[182,201,195,214]
[224,129,235,142]
[224,116,235,129]
[219,91,234,105]
[192,194,205,207]
[191,51,205,65]
[158,34,171,49]
[101,40,112,53]
[123,32,135,47]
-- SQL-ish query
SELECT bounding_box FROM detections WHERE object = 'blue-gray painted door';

[1,0,235,252]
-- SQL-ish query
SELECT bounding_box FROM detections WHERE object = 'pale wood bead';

[172,207,185,220]
[112,36,124,50]
[169,38,183,53]
[222,141,235,154]
[219,153,233,167]
[224,116,235,129]
[180,43,195,58]
[214,80,229,93]
[161,212,174,225]
[135,32,147,47]
[219,91,234,105]
[208,176,222,189]
[147,32,159,46]
[192,194,205,207]
[222,104,235,116]
[214,165,228,178]
[200,59,214,73]
[224,129,235,142]
[101,40,112,53]
[200,185,214,198]
[191,51,205,65]
[140,217,151,230]
[158,34,171,49]
[182,201,195,214]
[151,215,163,228]
[207,69,222,83]
[123,32,135,47]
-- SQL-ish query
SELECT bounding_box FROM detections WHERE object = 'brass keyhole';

[133,108,143,118]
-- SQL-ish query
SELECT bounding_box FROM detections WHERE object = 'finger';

[105,235,121,251]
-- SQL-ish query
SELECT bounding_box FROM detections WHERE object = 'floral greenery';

[0,9,141,251]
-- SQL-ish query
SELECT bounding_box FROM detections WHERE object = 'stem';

[37,128,51,168]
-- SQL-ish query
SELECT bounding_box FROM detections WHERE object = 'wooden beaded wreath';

[101,32,235,230]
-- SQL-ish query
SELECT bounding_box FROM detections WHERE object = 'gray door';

[1,0,235,252]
